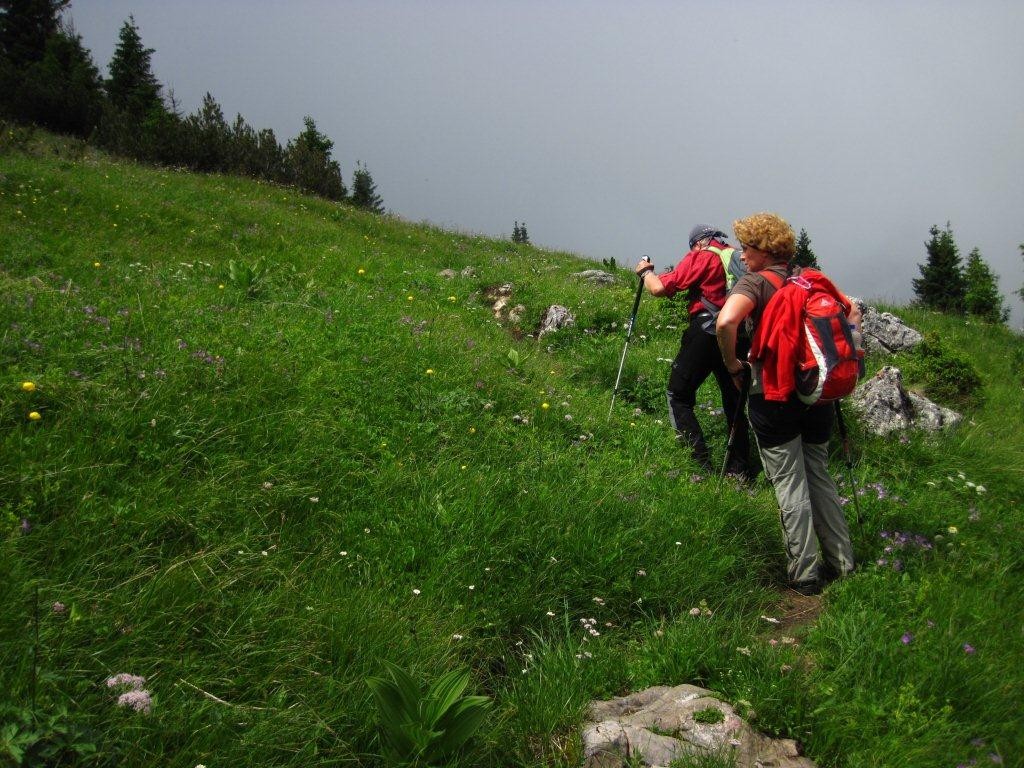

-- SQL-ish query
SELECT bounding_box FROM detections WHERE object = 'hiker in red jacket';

[715,213,860,596]
[634,224,752,478]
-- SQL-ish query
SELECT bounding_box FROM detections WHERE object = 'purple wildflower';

[892,560,903,572]
[20,518,31,534]
[116,689,152,714]
[963,643,976,655]
[989,753,1003,764]
[900,632,913,645]
[52,602,66,614]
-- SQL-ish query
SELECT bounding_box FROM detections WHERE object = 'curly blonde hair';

[733,212,796,260]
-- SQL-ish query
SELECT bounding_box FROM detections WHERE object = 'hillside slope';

[2,138,1021,767]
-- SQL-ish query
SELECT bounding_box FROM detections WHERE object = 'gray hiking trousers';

[759,437,855,585]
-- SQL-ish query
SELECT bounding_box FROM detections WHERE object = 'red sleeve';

[656,249,704,298]
[656,247,727,312]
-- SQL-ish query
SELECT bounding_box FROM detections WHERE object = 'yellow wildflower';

[28,411,42,421]
[21,381,36,392]
[425,369,435,375]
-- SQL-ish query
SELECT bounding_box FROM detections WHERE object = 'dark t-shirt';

[730,264,789,328]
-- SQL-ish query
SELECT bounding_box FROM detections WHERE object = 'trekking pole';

[834,401,863,526]
[608,256,651,420]
[721,366,751,477]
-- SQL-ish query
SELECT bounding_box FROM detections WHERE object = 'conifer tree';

[8,21,103,135]
[106,16,164,123]
[912,223,966,312]
[0,0,69,67]
[351,161,384,213]
[791,228,819,269]
[0,3,102,135]
[1018,243,1024,302]
[183,92,230,171]
[963,248,1008,324]
[284,116,346,200]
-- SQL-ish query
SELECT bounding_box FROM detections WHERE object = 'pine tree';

[351,161,384,213]
[963,247,1008,324]
[9,21,103,135]
[1018,243,1024,303]
[283,116,346,200]
[183,92,230,171]
[512,221,530,244]
[0,3,102,135]
[791,228,819,269]
[106,16,164,123]
[912,223,967,312]
[0,0,69,67]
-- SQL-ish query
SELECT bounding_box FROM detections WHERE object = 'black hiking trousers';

[667,315,751,474]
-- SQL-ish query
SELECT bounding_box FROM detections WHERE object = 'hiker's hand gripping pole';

[608,256,652,420]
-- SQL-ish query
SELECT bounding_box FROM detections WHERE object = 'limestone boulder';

[583,685,816,768]
[851,299,923,355]
[574,269,617,286]
[850,366,961,435]
[538,305,575,336]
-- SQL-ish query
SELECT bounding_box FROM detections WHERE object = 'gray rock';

[538,305,575,336]
[907,392,963,431]
[460,266,478,278]
[851,299,922,355]
[437,268,457,279]
[583,685,816,768]
[850,366,961,435]
[508,304,527,325]
[575,269,617,285]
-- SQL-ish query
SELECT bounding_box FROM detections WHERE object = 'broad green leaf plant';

[365,662,491,766]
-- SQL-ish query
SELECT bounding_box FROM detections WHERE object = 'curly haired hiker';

[635,225,752,478]
[715,213,860,595]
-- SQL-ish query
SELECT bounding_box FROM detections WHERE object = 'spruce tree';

[9,21,103,135]
[963,247,1008,324]
[791,228,819,269]
[351,161,384,213]
[106,16,164,123]
[284,116,346,200]
[912,223,966,312]
[1018,243,1024,302]
[183,92,229,172]
[0,0,69,67]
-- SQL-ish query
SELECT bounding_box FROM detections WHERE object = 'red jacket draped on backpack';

[749,269,853,402]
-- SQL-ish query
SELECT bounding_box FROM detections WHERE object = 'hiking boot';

[790,579,823,597]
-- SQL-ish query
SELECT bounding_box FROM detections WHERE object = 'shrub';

[900,331,984,409]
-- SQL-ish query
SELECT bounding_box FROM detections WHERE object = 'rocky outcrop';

[583,685,816,768]
[438,266,478,278]
[574,269,616,286]
[850,366,961,435]
[851,299,922,355]
[538,305,575,336]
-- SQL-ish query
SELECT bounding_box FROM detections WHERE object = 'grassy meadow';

[1,133,1022,767]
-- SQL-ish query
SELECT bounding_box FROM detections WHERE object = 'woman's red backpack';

[756,268,865,404]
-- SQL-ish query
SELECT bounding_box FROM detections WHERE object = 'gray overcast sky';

[68,0,1024,326]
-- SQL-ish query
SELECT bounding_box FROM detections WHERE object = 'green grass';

[1,133,1022,767]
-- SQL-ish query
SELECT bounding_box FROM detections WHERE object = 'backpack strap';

[758,268,786,292]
